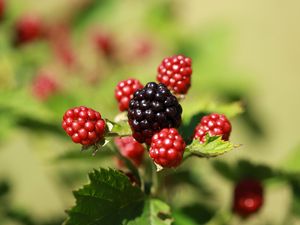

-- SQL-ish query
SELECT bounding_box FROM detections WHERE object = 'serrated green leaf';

[128,199,173,225]
[185,136,239,158]
[64,168,145,225]
[64,169,173,225]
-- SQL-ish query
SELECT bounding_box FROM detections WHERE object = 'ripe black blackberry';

[128,82,182,144]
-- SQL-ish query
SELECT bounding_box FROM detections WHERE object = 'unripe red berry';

[115,136,145,167]
[233,179,264,217]
[115,78,143,112]
[149,128,186,168]
[193,113,232,143]
[14,15,43,46]
[62,106,106,146]
[31,72,58,101]
[157,54,192,95]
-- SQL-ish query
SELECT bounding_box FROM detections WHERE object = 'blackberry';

[128,82,182,144]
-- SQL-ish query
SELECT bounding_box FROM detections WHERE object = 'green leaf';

[64,168,144,225]
[185,135,239,158]
[173,204,215,225]
[106,119,131,137]
[64,169,173,225]
[128,199,173,225]
[172,210,199,225]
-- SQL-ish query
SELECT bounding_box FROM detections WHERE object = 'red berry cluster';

[194,113,231,143]
[115,136,145,166]
[233,179,264,217]
[115,78,143,111]
[14,15,43,46]
[149,128,186,168]
[31,73,58,100]
[157,54,192,95]
[62,106,106,146]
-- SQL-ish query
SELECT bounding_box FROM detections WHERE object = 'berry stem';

[151,161,159,195]
[182,150,205,163]
[107,143,141,187]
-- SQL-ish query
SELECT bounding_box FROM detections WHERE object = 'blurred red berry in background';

[233,179,264,217]
[46,24,76,67]
[132,38,153,59]
[115,136,145,167]
[93,31,115,57]
[0,0,5,21]
[14,15,44,46]
[31,72,58,101]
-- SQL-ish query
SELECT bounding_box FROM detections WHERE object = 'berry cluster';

[115,136,145,166]
[157,55,192,95]
[149,128,186,168]
[62,106,106,146]
[233,179,264,217]
[115,79,143,111]
[128,82,182,144]
[62,54,234,170]
[194,113,231,143]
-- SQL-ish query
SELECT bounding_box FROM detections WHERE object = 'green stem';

[151,161,158,196]
[107,142,142,187]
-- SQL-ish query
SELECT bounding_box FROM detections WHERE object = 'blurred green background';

[0,0,300,224]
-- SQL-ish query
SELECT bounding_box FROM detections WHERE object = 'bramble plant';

[61,54,242,225]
